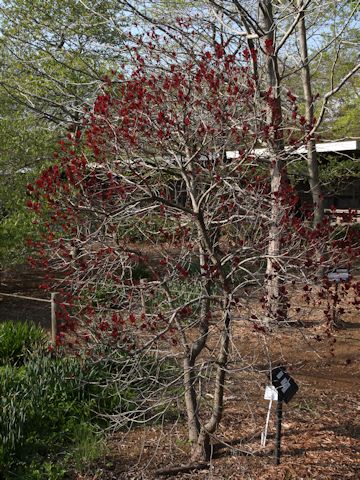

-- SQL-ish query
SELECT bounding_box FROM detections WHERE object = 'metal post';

[51,292,57,343]
[275,399,283,465]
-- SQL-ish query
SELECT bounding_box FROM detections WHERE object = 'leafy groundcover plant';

[0,321,175,479]
[0,321,47,366]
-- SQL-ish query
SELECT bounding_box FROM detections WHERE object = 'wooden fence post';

[140,279,146,314]
[51,292,58,343]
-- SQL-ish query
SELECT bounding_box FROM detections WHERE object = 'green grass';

[0,321,47,366]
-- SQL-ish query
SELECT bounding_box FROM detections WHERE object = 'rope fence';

[0,292,51,303]
[0,291,58,343]
[0,284,356,344]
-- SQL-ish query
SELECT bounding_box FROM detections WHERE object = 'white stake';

[261,385,278,447]
[261,398,273,447]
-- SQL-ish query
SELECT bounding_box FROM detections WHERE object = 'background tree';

[0,87,54,263]
[0,0,127,263]
[0,0,125,124]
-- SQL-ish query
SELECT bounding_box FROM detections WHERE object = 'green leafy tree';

[0,0,127,263]
[0,89,55,264]
[0,0,125,123]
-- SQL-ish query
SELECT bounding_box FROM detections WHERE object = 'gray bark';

[260,0,287,323]
[183,355,201,443]
[297,0,324,227]
[185,208,233,461]
[183,241,212,446]
[191,296,232,462]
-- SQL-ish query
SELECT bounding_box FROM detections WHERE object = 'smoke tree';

[27,24,358,462]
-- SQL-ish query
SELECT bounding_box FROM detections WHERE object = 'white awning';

[227,140,360,159]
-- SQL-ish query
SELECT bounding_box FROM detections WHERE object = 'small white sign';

[264,385,278,401]
[261,387,277,447]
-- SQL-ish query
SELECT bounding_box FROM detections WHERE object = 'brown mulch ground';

[1,265,359,479]
[76,310,360,480]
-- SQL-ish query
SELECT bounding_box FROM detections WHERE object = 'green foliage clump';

[318,154,360,191]
[0,353,125,479]
[0,321,47,366]
[0,98,55,266]
[0,318,181,479]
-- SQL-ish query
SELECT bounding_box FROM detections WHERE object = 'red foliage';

[26,30,359,353]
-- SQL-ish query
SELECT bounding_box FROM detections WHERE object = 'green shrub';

[0,321,47,366]
[0,352,137,479]
[0,340,181,479]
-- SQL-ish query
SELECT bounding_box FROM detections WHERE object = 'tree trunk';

[183,356,201,444]
[266,158,286,322]
[297,0,324,227]
[183,241,212,446]
[191,429,211,462]
[191,297,232,462]
[260,0,287,323]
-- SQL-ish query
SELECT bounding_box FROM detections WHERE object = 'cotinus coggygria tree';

[26,31,357,462]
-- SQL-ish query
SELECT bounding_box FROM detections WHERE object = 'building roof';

[227,140,360,159]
